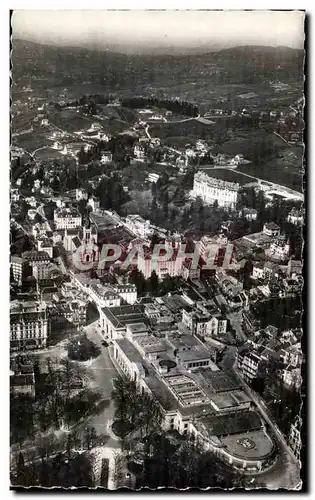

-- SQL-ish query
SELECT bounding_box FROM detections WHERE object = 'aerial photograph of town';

[10,9,305,490]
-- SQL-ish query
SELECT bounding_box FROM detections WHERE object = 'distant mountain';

[11,39,304,92]
[213,45,304,64]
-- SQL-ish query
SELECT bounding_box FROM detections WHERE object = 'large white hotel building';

[192,172,240,209]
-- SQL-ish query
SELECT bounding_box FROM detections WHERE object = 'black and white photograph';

[9,9,305,490]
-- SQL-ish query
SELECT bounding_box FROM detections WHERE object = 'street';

[219,345,237,371]
[227,311,248,343]
[80,321,121,449]
[232,367,301,489]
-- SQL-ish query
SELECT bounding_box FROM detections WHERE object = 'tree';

[33,212,43,224]
[147,271,159,295]
[16,452,26,486]
[150,197,158,218]
[150,232,160,251]
[162,190,169,218]
[129,268,147,296]
[151,182,157,197]
[78,199,87,216]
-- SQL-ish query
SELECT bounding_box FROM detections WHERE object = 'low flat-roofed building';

[111,334,277,472]
[100,304,147,339]
[200,369,242,393]
[195,411,276,472]
[243,232,272,249]
[209,391,252,413]
[165,333,217,371]
[126,322,149,339]
[134,334,170,362]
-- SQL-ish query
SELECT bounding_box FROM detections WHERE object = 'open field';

[198,167,251,186]
[12,129,53,151]
[238,146,303,192]
[33,147,65,161]
[47,109,94,133]
[217,131,288,157]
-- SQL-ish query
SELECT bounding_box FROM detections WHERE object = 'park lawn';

[12,130,53,151]
[34,147,65,161]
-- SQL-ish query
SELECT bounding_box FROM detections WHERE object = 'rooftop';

[194,171,240,192]
[101,304,147,330]
[264,222,280,230]
[199,370,242,393]
[200,410,262,437]
[127,322,149,335]
[220,429,275,461]
[22,250,51,261]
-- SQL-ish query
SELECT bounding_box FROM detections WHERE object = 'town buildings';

[288,416,302,459]
[239,208,258,221]
[11,256,30,284]
[109,321,277,473]
[191,172,239,209]
[263,222,281,237]
[22,250,51,280]
[265,236,290,261]
[54,207,82,230]
[138,249,184,280]
[100,152,113,164]
[287,208,304,226]
[125,214,152,239]
[237,349,264,383]
[10,300,50,350]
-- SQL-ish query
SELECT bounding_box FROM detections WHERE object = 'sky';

[11,10,305,53]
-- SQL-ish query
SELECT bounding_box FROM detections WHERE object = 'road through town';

[81,321,121,450]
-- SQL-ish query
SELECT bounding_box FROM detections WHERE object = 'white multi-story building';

[54,207,82,230]
[10,300,50,350]
[134,144,146,159]
[11,256,29,284]
[263,222,281,237]
[182,308,227,339]
[100,152,113,164]
[239,208,258,221]
[237,350,263,383]
[125,214,152,238]
[147,173,160,183]
[251,262,265,280]
[87,196,101,212]
[89,284,122,309]
[266,237,290,261]
[191,172,239,209]
[75,188,88,201]
[113,284,137,305]
[138,250,184,280]
[287,208,304,226]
